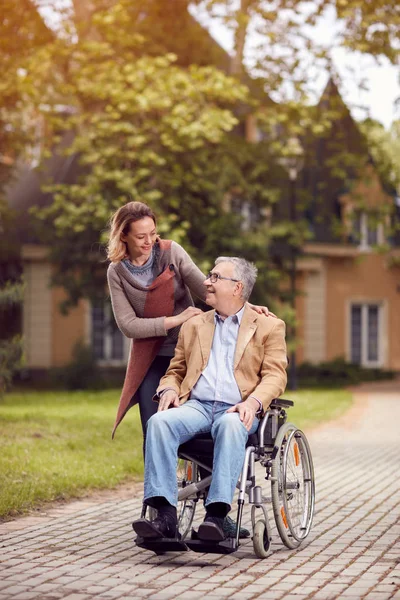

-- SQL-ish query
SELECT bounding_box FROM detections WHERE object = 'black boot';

[198,514,226,542]
[197,502,229,542]
[133,502,179,539]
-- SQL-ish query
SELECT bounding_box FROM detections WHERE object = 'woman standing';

[107,201,206,439]
[107,201,270,440]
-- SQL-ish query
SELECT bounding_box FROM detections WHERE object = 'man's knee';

[146,410,182,441]
[146,410,169,434]
[212,412,247,441]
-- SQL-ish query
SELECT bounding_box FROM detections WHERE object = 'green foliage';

[0,1,53,395]
[298,357,396,388]
[4,0,396,338]
[333,0,399,63]
[191,0,399,92]
[50,341,104,390]
[359,119,400,193]
[0,0,53,183]
[0,279,24,396]
[18,1,253,306]
[0,280,24,307]
[0,336,23,396]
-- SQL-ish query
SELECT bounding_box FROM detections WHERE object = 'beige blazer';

[156,304,288,412]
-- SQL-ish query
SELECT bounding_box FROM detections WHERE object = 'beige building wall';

[22,245,90,368]
[23,262,52,368]
[295,272,306,365]
[325,253,400,370]
[51,287,89,367]
[302,266,327,364]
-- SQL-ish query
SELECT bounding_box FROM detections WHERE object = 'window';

[353,212,384,249]
[91,303,128,365]
[350,303,382,367]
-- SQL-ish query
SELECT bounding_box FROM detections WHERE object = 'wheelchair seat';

[178,398,294,458]
[179,431,258,457]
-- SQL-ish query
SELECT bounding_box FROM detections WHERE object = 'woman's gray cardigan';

[107,239,206,352]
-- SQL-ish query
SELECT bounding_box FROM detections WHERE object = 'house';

[289,80,400,370]
[5,7,400,378]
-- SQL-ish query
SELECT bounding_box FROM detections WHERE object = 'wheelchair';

[135,398,315,558]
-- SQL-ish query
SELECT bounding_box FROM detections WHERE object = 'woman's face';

[121,217,157,259]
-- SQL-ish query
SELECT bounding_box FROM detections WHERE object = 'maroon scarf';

[112,240,175,437]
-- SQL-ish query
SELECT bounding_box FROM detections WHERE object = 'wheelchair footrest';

[185,530,238,554]
[135,536,189,553]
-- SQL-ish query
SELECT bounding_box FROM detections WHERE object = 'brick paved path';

[1,386,399,600]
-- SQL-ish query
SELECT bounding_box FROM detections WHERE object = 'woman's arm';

[107,265,203,339]
[107,267,167,339]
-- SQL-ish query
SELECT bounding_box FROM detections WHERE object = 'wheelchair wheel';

[253,520,270,558]
[148,459,198,539]
[271,423,315,549]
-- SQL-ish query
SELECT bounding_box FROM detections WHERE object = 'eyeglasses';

[207,271,241,284]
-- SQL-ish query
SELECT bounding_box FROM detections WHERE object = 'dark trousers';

[136,355,172,452]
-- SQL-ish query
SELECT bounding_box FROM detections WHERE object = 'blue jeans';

[144,399,259,509]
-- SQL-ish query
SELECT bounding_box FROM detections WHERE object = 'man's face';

[204,262,241,310]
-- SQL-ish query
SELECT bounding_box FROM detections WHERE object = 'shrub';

[51,341,105,390]
[0,336,23,395]
[297,357,396,388]
[0,280,24,397]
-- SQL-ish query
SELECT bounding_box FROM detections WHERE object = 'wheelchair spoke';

[271,423,315,548]
[176,460,198,538]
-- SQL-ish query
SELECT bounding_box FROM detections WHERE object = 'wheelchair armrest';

[270,397,294,409]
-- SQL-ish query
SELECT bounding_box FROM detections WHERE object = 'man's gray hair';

[215,257,258,301]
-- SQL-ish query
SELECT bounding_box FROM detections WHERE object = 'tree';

[18,1,253,308]
[0,1,54,393]
[0,0,53,173]
[359,118,400,193]
[191,0,399,93]
[10,0,397,320]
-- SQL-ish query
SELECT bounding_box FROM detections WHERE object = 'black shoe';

[197,515,226,542]
[132,513,179,539]
[223,515,251,539]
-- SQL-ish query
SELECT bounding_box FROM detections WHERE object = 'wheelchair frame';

[136,398,315,558]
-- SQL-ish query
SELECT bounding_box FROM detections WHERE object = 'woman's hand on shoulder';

[247,302,277,318]
[181,306,203,321]
[165,307,203,330]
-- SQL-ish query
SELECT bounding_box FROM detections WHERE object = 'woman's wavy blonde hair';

[107,201,157,263]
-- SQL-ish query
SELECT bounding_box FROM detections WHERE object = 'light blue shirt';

[190,305,246,405]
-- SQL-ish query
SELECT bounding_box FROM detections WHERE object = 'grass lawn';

[0,387,352,520]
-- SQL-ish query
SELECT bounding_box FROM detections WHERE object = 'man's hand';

[157,389,180,412]
[227,398,259,431]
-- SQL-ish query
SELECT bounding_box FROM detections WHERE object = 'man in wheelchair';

[132,256,287,543]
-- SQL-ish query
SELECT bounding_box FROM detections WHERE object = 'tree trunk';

[230,0,252,76]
